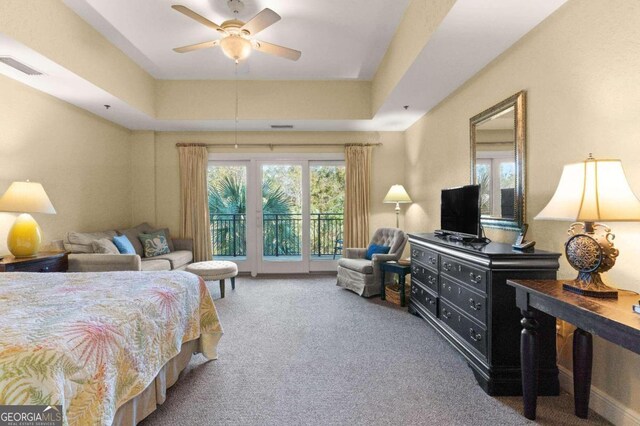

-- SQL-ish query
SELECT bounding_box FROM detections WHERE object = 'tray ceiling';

[63,0,411,80]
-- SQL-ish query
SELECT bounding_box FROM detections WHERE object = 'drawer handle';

[428,276,436,285]
[429,256,436,265]
[428,298,436,306]
[469,272,482,283]
[441,308,451,319]
[469,328,483,342]
[412,249,418,257]
[40,266,50,272]
[442,262,452,271]
[469,298,482,311]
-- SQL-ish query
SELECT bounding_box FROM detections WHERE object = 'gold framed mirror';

[470,91,526,231]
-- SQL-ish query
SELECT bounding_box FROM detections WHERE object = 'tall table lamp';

[384,184,412,228]
[0,181,56,257]
[535,154,640,298]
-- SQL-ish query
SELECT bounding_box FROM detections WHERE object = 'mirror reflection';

[470,91,525,231]
[474,106,516,219]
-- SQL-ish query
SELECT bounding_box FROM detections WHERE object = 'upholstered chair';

[336,228,408,297]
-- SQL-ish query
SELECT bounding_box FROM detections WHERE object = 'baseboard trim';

[558,366,640,425]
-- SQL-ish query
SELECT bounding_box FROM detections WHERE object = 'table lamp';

[384,184,412,228]
[535,154,640,298]
[0,181,56,257]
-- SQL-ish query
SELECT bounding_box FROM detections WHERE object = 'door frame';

[209,152,344,276]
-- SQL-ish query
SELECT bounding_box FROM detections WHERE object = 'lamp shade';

[384,184,412,203]
[0,181,56,214]
[535,157,640,222]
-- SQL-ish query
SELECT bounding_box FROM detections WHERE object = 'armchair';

[336,228,408,297]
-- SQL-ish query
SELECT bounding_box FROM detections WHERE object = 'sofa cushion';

[117,223,154,256]
[113,235,136,254]
[64,230,117,253]
[337,258,373,274]
[150,228,175,252]
[149,250,193,270]
[91,238,119,254]
[140,259,172,271]
[139,230,171,258]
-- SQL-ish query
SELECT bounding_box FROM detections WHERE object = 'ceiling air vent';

[271,125,294,129]
[0,57,43,76]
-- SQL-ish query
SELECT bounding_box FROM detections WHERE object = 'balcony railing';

[210,213,343,258]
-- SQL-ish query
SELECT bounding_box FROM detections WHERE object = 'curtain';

[178,144,212,262]
[344,145,372,248]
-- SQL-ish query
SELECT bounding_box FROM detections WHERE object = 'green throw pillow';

[138,231,170,258]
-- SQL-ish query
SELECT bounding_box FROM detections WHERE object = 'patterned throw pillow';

[138,231,171,258]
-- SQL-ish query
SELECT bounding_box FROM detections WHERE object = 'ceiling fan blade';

[241,8,281,36]
[173,40,219,53]
[255,40,301,61]
[172,5,224,32]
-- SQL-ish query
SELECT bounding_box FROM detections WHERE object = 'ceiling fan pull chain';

[235,61,239,149]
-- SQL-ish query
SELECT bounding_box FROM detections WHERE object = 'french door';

[208,154,344,276]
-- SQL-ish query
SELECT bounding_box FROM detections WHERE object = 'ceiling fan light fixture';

[220,35,252,62]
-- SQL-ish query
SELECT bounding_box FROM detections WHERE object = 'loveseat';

[65,223,193,272]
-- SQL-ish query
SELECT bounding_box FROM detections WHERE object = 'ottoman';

[186,260,238,298]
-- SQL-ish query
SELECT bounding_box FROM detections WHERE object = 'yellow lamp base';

[7,213,42,258]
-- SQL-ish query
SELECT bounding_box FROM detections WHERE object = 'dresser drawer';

[410,263,438,293]
[440,255,487,293]
[440,276,487,325]
[411,281,438,317]
[440,300,487,357]
[410,245,438,271]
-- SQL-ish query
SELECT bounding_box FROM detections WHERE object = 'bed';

[0,271,223,425]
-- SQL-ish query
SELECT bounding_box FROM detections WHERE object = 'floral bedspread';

[0,271,222,425]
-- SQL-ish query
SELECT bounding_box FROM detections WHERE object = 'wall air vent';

[0,57,43,76]
[270,125,294,129]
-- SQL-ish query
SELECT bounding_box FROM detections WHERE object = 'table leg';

[231,276,236,290]
[573,328,593,419]
[380,270,386,300]
[520,309,539,420]
[399,273,406,307]
[220,279,225,298]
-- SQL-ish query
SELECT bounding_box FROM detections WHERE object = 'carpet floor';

[141,275,610,426]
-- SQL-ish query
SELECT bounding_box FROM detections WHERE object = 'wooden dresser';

[408,233,560,396]
[0,252,68,273]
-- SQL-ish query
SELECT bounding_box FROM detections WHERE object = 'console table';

[408,233,561,395]
[507,279,640,420]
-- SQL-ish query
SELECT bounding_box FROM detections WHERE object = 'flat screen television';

[439,184,481,239]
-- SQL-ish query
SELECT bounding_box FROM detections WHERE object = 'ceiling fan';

[171,0,301,63]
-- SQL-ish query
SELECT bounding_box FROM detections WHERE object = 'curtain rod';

[175,143,382,148]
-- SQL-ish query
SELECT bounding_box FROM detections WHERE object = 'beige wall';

[156,80,371,120]
[0,75,132,255]
[132,131,404,240]
[404,0,640,416]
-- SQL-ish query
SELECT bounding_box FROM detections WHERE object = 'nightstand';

[0,252,68,272]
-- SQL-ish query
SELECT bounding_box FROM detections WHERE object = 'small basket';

[385,280,411,306]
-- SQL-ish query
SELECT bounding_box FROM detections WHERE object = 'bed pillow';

[365,244,390,260]
[149,228,174,252]
[113,235,136,255]
[91,238,120,254]
[139,231,171,258]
